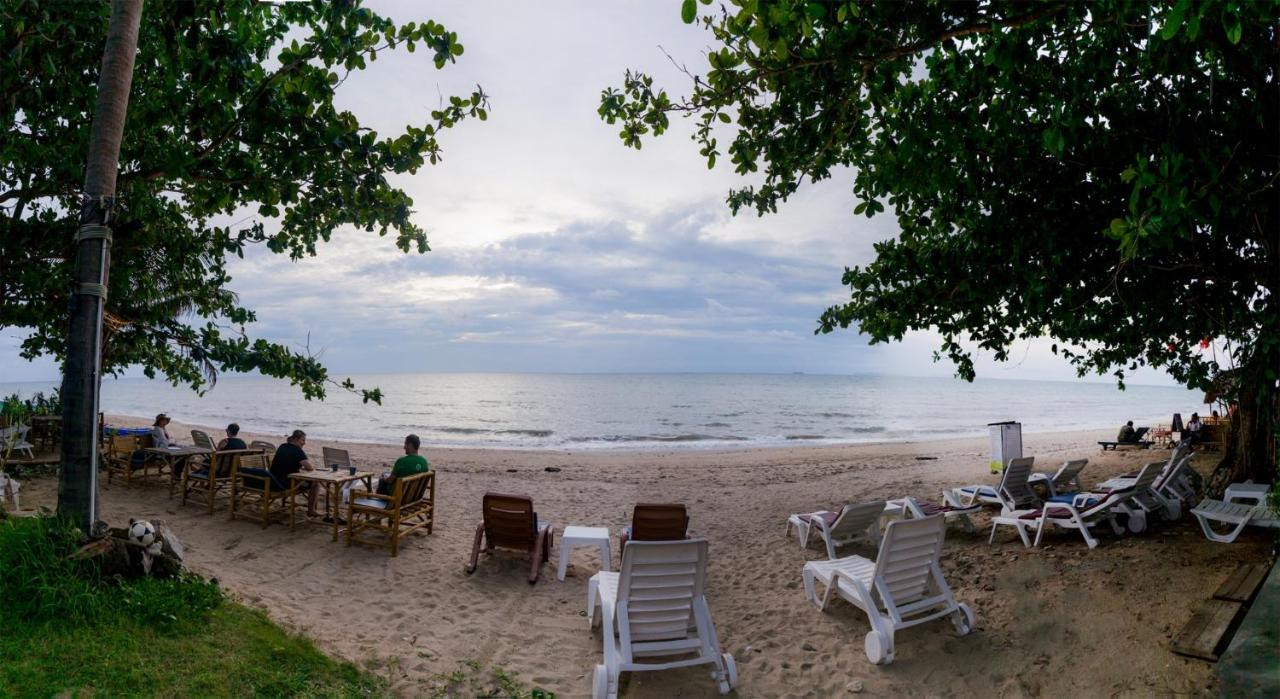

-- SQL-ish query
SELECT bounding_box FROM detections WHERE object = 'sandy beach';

[17,417,1269,697]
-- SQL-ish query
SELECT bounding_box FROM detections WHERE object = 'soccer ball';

[127,519,157,547]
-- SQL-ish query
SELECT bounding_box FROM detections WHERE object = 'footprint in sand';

[223,536,243,551]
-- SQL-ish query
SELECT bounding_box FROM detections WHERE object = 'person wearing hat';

[150,413,172,449]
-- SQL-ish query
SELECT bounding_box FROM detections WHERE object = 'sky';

[0,1,1176,386]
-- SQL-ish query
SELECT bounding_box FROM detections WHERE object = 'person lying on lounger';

[376,434,430,495]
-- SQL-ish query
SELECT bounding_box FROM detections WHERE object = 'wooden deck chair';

[802,515,975,665]
[619,503,689,547]
[347,471,436,556]
[321,446,351,471]
[182,448,257,514]
[947,456,1037,508]
[190,430,215,450]
[1191,499,1280,543]
[994,463,1160,549]
[785,501,885,559]
[465,493,554,584]
[249,440,277,456]
[227,453,296,528]
[585,539,737,698]
[1028,459,1089,497]
[104,433,163,487]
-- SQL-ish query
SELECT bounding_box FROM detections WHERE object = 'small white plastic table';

[1224,483,1270,507]
[557,525,611,581]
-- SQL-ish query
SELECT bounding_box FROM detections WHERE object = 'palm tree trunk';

[58,0,145,531]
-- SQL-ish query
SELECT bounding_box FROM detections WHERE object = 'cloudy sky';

[0,1,1174,385]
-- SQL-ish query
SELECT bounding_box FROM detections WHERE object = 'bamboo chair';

[346,471,435,556]
[250,440,277,456]
[619,503,689,548]
[182,448,258,514]
[228,453,296,528]
[466,492,555,584]
[104,433,163,487]
[190,430,215,450]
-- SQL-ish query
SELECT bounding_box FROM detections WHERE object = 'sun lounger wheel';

[865,630,893,665]
[951,603,976,636]
[715,653,737,693]
[592,663,609,699]
[1127,510,1147,534]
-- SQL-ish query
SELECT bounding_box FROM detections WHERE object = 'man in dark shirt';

[217,423,248,451]
[271,429,318,516]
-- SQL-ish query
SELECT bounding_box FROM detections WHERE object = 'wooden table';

[142,445,212,497]
[288,469,375,541]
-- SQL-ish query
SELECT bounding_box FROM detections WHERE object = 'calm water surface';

[0,373,1202,450]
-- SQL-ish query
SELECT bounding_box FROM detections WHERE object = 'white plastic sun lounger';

[1191,499,1280,543]
[1027,459,1088,497]
[992,463,1159,548]
[948,456,1037,508]
[887,496,980,532]
[0,472,19,510]
[586,539,736,699]
[785,500,884,559]
[802,514,975,665]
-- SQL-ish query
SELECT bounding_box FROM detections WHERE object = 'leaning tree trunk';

[58,0,145,532]
[1207,353,1279,499]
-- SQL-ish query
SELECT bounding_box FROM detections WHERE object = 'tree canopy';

[1,0,486,401]
[601,0,1278,474]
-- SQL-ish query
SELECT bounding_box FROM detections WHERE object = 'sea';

[0,373,1203,451]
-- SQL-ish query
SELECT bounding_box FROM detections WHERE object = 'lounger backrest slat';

[873,515,946,607]
[1000,457,1038,510]
[630,503,690,541]
[1054,459,1088,488]
[322,446,351,470]
[829,501,886,540]
[482,493,538,548]
[618,539,708,643]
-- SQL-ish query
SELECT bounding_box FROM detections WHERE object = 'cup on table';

[330,463,338,472]
[348,466,357,476]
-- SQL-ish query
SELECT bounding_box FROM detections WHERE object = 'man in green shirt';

[377,434,429,495]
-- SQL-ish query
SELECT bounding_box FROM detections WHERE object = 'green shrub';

[0,515,104,625]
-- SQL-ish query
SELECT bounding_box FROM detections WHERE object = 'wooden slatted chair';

[321,446,351,471]
[249,440,277,456]
[346,471,435,556]
[228,453,294,528]
[619,503,689,548]
[182,448,259,514]
[466,492,555,584]
[104,433,162,487]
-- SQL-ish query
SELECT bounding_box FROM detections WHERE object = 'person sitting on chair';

[1117,420,1137,443]
[216,423,247,451]
[150,413,173,448]
[376,434,430,495]
[1185,413,1203,444]
[270,430,319,517]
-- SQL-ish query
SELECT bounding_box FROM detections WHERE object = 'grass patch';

[427,659,556,698]
[0,515,383,698]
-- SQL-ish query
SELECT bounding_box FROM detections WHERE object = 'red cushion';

[797,511,839,526]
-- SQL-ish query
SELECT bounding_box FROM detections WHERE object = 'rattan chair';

[346,471,435,556]
[104,433,163,487]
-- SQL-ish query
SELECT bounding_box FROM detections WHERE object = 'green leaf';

[681,0,697,24]
[1226,20,1242,44]
[1160,0,1190,40]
